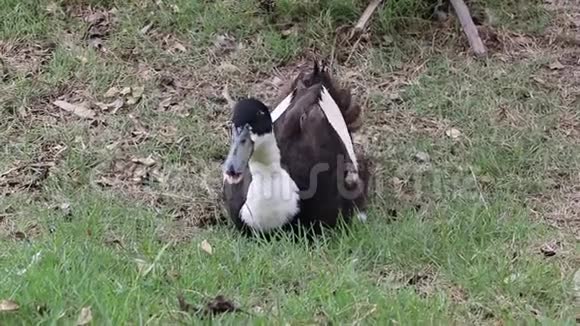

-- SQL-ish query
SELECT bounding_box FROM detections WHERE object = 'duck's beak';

[223,125,253,184]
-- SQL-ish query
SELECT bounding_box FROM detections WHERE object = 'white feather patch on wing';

[319,86,358,171]
[270,92,293,123]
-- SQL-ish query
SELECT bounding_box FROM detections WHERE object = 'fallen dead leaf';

[204,295,239,315]
[414,151,430,163]
[219,62,240,73]
[200,240,213,255]
[445,128,462,139]
[120,87,132,96]
[549,60,565,70]
[213,34,238,56]
[540,240,560,257]
[178,294,240,317]
[88,38,104,51]
[281,25,299,37]
[12,231,26,241]
[139,23,153,35]
[104,86,120,98]
[86,12,106,25]
[125,86,145,105]
[76,306,93,325]
[53,100,96,119]
[95,98,124,113]
[77,56,88,64]
[131,86,144,99]
[0,299,19,312]
[172,41,187,53]
[132,156,156,167]
[58,202,71,216]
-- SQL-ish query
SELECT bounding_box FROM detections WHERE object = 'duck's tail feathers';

[294,61,363,133]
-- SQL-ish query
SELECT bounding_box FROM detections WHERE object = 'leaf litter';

[178,294,242,318]
[53,100,96,119]
[81,8,116,53]
[0,41,55,77]
[95,155,162,188]
[212,34,240,57]
[0,143,67,196]
[96,85,144,114]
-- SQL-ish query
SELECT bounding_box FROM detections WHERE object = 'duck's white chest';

[240,166,300,232]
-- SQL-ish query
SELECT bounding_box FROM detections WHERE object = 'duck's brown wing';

[271,62,371,227]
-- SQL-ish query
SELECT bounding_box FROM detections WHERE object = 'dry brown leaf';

[104,86,120,98]
[173,42,187,53]
[86,12,106,24]
[281,25,298,36]
[213,34,238,55]
[126,86,144,105]
[95,98,124,113]
[540,240,560,257]
[0,299,20,312]
[132,156,156,167]
[219,62,240,73]
[77,56,88,64]
[120,87,132,96]
[139,23,153,35]
[132,86,144,99]
[204,295,239,315]
[88,38,104,51]
[159,97,174,109]
[76,306,92,325]
[200,240,213,255]
[549,60,565,70]
[445,128,462,139]
[414,151,430,163]
[53,100,96,119]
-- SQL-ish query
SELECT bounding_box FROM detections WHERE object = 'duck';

[222,61,371,236]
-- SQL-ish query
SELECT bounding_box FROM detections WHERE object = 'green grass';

[1,0,578,324]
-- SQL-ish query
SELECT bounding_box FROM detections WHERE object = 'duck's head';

[223,98,273,184]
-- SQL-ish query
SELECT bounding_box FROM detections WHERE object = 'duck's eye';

[240,139,247,145]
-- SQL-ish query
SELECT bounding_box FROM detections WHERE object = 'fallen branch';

[350,0,384,40]
[449,0,487,57]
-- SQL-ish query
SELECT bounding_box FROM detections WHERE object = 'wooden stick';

[350,0,383,39]
[449,0,487,57]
